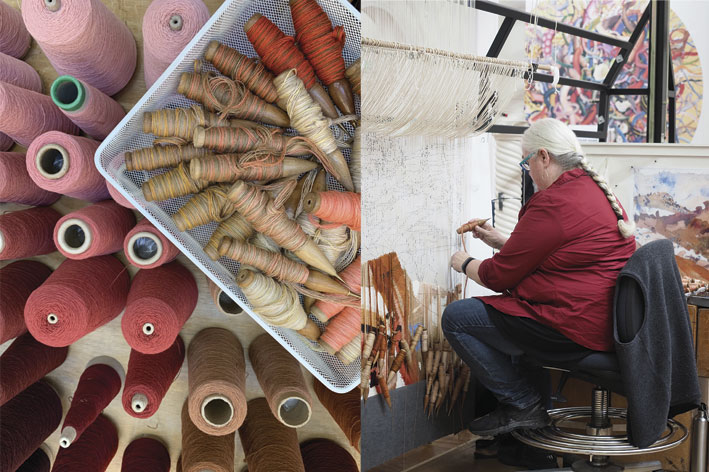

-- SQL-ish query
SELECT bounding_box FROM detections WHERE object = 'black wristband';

[461,257,475,276]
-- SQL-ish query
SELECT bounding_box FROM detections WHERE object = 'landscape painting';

[634,168,709,286]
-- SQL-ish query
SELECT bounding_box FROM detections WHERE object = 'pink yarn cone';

[50,75,125,140]
[142,0,210,88]
[0,52,42,92]
[123,218,180,269]
[0,81,79,147]
[0,133,13,152]
[21,0,137,96]
[0,2,31,58]
[26,132,109,202]
[0,152,60,205]
[53,200,136,259]
[107,181,135,209]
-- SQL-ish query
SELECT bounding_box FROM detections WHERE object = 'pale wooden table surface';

[0,0,360,470]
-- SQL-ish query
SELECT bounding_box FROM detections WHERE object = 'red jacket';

[478,168,635,351]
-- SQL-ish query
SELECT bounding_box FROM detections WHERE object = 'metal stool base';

[512,406,687,461]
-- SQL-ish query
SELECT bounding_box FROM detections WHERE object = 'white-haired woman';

[444,118,636,437]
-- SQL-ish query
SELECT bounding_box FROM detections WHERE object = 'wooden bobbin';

[244,13,339,119]
[302,192,321,214]
[236,269,320,341]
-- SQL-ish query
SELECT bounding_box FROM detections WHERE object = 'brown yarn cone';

[238,398,305,472]
[187,328,247,435]
[181,402,234,472]
[313,380,361,451]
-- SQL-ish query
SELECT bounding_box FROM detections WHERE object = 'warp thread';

[107,180,136,209]
[0,207,62,260]
[50,75,126,140]
[249,333,312,428]
[0,1,31,58]
[122,261,197,354]
[61,363,122,447]
[16,447,51,472]
[0,51,42,92]
[0,332,68,406]
[123,218,180,269]
[0,380,62,471]
[307,191,361,231]
[181,401,234,472]
[142,0,210,88]
[0,81,79,147]
[0,152,60,205]
[205,40,278,102]
[121,437,171,472]
[26,131,109,201]
[125,144,214,171]
[0,260,52,345]
[122,336,185,418]
[24,255,130,347]
[53,200,136,259]
[300,439,358,472]
[21,0,137,96]
[313,380,360,451]
[52,415,118,472]
[239,397,306,472]
[187,327,247,435]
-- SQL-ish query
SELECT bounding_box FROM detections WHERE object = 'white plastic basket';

[96,0,361,393]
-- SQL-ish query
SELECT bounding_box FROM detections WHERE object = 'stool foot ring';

[511,406,687,457]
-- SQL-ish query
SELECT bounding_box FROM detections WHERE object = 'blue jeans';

[442,297,541,409]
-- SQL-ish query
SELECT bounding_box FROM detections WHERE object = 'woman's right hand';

[471,221,507,250]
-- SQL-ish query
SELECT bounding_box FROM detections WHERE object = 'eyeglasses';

[519,150,536,171]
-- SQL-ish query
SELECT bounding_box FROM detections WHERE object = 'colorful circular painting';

[524,0,703,143]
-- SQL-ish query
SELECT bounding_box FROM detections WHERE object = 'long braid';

[577,156,636,238]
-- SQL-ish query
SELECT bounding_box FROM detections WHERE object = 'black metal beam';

[608,88,649,95]
[489,125,604,139]
[648,0,670,143]
[472,0,632,49]
[530,72,607,91]
[598,90,609,142]
[487,17,516,58]
[603,4,651,87]
[668,53,677,143]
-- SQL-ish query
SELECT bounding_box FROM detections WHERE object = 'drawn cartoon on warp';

[524,0,703,143]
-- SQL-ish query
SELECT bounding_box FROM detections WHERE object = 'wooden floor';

[1,0,360,470]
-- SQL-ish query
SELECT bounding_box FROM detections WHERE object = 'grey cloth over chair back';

[613,239,700,448]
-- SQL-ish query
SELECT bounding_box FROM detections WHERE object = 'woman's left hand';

[450,251,470,273]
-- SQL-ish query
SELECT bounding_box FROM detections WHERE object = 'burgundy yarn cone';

[121,437,170,472]
[53,200,135,260]
[122,336,185,418]
[0,380,62,472]
[121,261,197,354]
[16,447,51,472]
[60,363,122,448]
[0,260,53,345]
[24,256,130,347]
[0,332,68,406]
[0,207,62,260]
[52,414,118,472]
[0,152,61,205]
